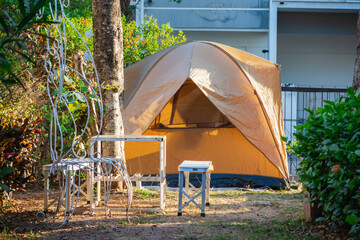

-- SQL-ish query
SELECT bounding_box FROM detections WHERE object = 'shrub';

[0,118,42,208]
[288,87,360,235]
[0,0,50,97]
[122,15,186,67]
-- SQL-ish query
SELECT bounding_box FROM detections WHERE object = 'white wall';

[183,31,269,60]
[277,12,357,88]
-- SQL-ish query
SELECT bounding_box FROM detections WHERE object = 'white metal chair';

[36,0,133,228]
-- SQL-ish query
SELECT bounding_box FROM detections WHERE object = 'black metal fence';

[281,86,348,175]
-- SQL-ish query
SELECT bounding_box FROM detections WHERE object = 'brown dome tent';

[123,41,289,188]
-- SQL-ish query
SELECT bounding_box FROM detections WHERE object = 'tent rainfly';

[123,41,289,188]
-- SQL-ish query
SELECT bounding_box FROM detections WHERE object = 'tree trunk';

[92,0,125,160]
[353,10,360,91]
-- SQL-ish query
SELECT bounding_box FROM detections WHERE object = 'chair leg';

[89,166,94,214]
[66,169,71,213]
[43,170,49,212]
[86,169,91,204]
[97,164,101,203]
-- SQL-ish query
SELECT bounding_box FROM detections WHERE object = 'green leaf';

[19,0,26,17]
[80,86,89,93]
[0,183,10,193]
[68,103,77,112]
[88,93,98,100]
[74,92,86,102]
[329,144,339,152]
[355,150,360,157]
[77,80,85,88]
[64,76,73,83]
[0,15,9,34]
[16,0,49,34]
[0,166,13,178]
[350,154,357,164]
[322,139,332,145]
[2,10,16,28]
[346,214,358,225]
[315,217,326,222]
[347,87,355,95]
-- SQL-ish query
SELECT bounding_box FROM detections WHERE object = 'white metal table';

[177,160,213,217]
[89,135,166,213]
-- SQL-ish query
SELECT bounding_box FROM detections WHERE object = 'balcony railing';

[281,86,348,175]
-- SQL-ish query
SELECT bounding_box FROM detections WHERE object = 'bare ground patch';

[0,189,349,239]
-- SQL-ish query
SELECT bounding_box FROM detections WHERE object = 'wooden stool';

[177,160,213,217]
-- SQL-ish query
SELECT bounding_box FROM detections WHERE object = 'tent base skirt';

[166,173,286,189]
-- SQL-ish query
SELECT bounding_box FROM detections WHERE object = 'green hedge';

[288,87,360,235]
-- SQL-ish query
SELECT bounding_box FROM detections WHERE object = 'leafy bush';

[288,87,360,235]
[0,118,42,207]
[65,16,94,56]
[122,15,186,67]
[0,0,50,96]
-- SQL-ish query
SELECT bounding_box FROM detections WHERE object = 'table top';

[90,135,166,142]
[178,160,214,172]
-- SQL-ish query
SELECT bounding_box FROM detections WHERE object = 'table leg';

[160,141,165,210]
[201,172,206,217]
[178,171,184,216]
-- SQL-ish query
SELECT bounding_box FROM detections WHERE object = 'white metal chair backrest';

[37,0,133,228]
[44,0,102,164]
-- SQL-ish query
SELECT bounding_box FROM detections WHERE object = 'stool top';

[178,160,214,172]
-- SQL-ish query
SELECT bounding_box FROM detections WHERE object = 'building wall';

[183,31,269,59]
[135,0,359,88]
[277,12,357,87]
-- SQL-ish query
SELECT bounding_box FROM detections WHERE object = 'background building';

[133,0,360,174]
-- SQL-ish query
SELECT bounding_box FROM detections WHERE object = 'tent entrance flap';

[149,80,234,129]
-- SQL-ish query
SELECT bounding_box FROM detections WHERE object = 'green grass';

[180,217,319,240]
[133,189,158,199]
[200,219,318,240]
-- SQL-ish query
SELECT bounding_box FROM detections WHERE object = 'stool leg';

[201,172,206,217]
[206,171,210,206]
[43,170,49,212]
[178,171,184,216]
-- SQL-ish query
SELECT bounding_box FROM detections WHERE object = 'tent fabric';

[149,80,232,128]
[123,41,289,182]
[125,128,283,178]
